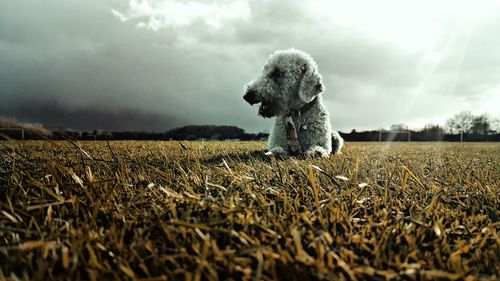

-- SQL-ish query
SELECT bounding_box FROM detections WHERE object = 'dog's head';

[243,49,324,118]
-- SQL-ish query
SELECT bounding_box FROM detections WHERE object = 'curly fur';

[243,49,343,157]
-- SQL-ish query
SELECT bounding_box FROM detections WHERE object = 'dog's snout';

[243,89,259,105]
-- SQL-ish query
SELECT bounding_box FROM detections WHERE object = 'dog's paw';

[266,146,289,158]
[269,146,285,154]
[305,146,328,158]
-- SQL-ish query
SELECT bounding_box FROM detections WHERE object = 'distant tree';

[0,118,52,139]
[445,118,456,134]
[491,117,500,133]
[470,114,490,135]
[447,111,474,134]
[390,123,408,131]
[421,124,443,134]
[167,125,247,140]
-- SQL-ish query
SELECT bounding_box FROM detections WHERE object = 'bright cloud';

[310,0,500,52]
[112,0,250,31]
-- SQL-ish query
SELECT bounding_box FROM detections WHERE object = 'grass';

[0,141,498,280]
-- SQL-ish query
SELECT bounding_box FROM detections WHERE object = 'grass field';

[0,141,498,280]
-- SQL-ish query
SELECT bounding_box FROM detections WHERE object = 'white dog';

[243,49,343,157]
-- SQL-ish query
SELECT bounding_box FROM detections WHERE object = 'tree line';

[0,111,498,141]
[344,111,499,142]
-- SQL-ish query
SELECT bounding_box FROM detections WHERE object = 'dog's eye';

[269,68,284,80]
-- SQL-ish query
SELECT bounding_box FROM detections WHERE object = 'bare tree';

[390,123,408,131]
[445,118,457,134]
[448,111,474,134]
[422,124,443,134]
[470,114,491,135]
[490,117,500,133]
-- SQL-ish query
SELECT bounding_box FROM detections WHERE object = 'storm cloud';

[0,98,184,131]
[1,0,499,132]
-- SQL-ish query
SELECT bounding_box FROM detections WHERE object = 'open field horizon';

[0,141,498,280]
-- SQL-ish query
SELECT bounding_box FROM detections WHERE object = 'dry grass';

[0,141,498,280]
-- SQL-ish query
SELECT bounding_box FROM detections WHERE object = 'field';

[0,141,498,280]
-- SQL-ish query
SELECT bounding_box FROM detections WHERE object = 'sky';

[1,0,499,132]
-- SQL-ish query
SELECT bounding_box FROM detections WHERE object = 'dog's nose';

[243,90,259,105]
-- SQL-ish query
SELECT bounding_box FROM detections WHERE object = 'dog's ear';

[298,63,324,103]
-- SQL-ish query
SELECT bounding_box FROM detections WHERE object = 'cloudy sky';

[1,0,499,132]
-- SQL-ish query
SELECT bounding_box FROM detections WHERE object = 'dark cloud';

[0,98,183,132]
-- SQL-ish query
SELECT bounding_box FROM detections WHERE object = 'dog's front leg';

[267,117,290,156]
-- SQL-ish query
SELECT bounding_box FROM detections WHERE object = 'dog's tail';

[331,131,344,155]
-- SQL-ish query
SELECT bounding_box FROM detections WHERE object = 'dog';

[243,49,343,157]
